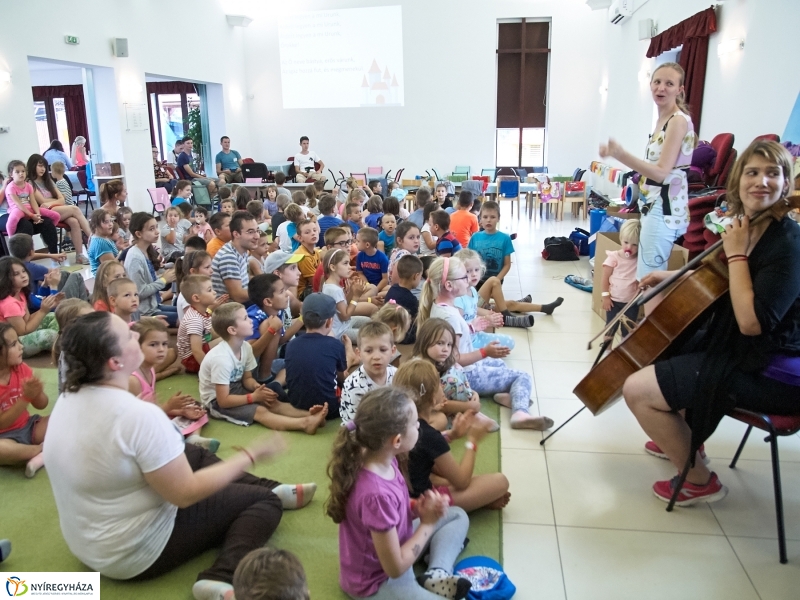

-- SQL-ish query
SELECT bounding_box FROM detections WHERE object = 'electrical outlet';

[0,126,10,133]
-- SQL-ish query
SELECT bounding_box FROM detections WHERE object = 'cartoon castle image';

[361,59,401,106]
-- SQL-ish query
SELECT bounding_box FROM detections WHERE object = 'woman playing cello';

[623,140,800,506]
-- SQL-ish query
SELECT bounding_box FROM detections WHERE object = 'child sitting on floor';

[90,261,126,311]
[355,227,389,293]
[116,206,133,248]
[371,302,412,346]
[262,184,279,217]
[107,277,140,324]
[199,302,328,433]
[396,358,510,512]
[129,317,218,450]
[233,547,310,600]
[364,196,384,229]
[285,293,353,421]
[325,387,472,600]
[430,210,462,257]
[384,254,423,344]
[418,256,554,432]
[340,322,397,424]
[175,250,225,324]
[247,273,304,383]
[248,230,271,277]
[0,322,50,478]
[377,213,397,254]
[192,206,213,242]
[321,248,370,343]
[388,221,422,290]
[176,275,219,374]
[275,203,304,254]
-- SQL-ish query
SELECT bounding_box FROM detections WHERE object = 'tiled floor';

[494,210,800,600]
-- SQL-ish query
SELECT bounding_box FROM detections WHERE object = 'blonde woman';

[71,136,88,168]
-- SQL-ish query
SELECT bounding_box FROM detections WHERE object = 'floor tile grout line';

[709,505,764,600]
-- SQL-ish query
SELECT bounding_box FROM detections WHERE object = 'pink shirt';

[0,293,28,321]
[339,459,414,597]
[603,249,639,302]
[0,362,35,434]
[3,181,34,211]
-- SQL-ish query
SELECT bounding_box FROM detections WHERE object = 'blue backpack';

[454,556,516,600]
[568,228,590,256]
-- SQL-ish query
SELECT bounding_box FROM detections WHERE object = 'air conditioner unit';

[608,0,634,24]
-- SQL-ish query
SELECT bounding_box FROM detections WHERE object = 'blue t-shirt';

[365,212,383,229]
[287,222,300,252]
[25,261,50,296]
[87,236,118,275]
[215,149,241,173]
[356,250,389,286]
[285,333,345,417]
[176,152,193,180]
[317,215,343,248]
[435,232,462,257]
[468,230,515,279]
[346,220,361,234]
[378,230,396,254]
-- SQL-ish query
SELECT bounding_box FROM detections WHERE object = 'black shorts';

[655,352,800,415]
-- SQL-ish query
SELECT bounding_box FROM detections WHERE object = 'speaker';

[113,38,129,57]
[638,19,654,41]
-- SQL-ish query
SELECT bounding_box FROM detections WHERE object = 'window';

[33,97,71,154]
[495,20,550,170]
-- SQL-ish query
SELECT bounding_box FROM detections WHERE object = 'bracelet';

[297,315,303,323]
[726,254,748,261]
[465,441,477,452]
[350,300,358,306]
[240,448,256,466]
[267,327,278,336]
[367,297,372,304]
[727,257,749,264]
[479,348,488,359]
[601,292,611,297]
[247,393,253,404]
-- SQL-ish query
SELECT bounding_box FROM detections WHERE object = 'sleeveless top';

[638,111,697,231]
[131,367,157,399]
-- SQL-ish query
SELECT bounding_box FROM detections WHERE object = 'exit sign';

[65,35,79,45]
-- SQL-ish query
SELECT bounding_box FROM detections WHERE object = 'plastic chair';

[453,165,470,177]
[727,408,800,563]
[367,167,383,175]
[481,168,497,181]
[351,173,367,187]
[74,170,96,216]
[192,186,214,211]
[534,178,563,221]
[147,188,169,216]
[754,134,780,143]
[496,176,521,216]
[562,180,587,219]
[242,162,269,182]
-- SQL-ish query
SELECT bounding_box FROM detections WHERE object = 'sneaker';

[652,472,728,506]
[75,254,90,266]
[644,440,709,465]
[517,294,532,303]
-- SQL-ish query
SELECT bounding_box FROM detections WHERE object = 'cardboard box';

[591,232,689,319]
[606,205,641,220]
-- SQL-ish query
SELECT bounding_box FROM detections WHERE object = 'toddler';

[377,213,397,254]
[91,261,126,311]
[193,206,213,241]
[177,275,218,373]
[601,219,642,341]
[116,206,133,248]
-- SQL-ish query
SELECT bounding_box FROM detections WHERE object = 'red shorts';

[181,343,210,374]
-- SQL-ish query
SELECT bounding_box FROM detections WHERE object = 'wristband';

[267,327,278,336]
[247,393,254,404]
[158,277,166,285]
[350,300,358,306]
[367,297,372,303]
[601,292,611,297]
[479,348,488,359]
[297,315,303,323]
[727,257,748,264]
[726,254,748,261]
[465,441,477,452]
[240,448,256,466]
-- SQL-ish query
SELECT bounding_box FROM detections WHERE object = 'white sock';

[416,568,472,600]
[186,435,220,453]
[192,579,234,600]
[25,452,45,478]
[272,483,316,509]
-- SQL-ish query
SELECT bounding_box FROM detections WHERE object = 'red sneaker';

[652,472,728,506]
[644,440,709,465]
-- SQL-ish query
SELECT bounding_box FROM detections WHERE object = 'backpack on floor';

[542,236,579,261]
[568,228,590,256]
[454,556,516,600]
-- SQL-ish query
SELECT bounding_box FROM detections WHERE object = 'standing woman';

[100,178,128,216]
[27,154,92,265]
[599,62,697,282]
[71,136,88,169]
[623,141,800,505]
[43,311,295,600]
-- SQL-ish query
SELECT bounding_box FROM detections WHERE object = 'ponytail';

[416,256,465,334]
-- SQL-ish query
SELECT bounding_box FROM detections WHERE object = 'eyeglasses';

[450,275,469,282]
[332,239,352,247]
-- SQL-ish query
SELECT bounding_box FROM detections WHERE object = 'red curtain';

[145,81,197,95]
[31,85,90,151]
[646,7,717,133]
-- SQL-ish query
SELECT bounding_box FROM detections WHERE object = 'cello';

[572,195,800,415]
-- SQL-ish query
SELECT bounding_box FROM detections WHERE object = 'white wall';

[28,66,83,87]
[241,0,609,178]
[599,0,800,160]
[0,0,252,212]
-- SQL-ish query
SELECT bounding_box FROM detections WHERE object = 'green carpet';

[1,369,503,598]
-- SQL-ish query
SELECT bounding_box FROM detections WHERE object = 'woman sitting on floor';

[43,311,317,600]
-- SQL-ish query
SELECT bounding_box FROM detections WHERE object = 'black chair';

[242,162,269,181]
